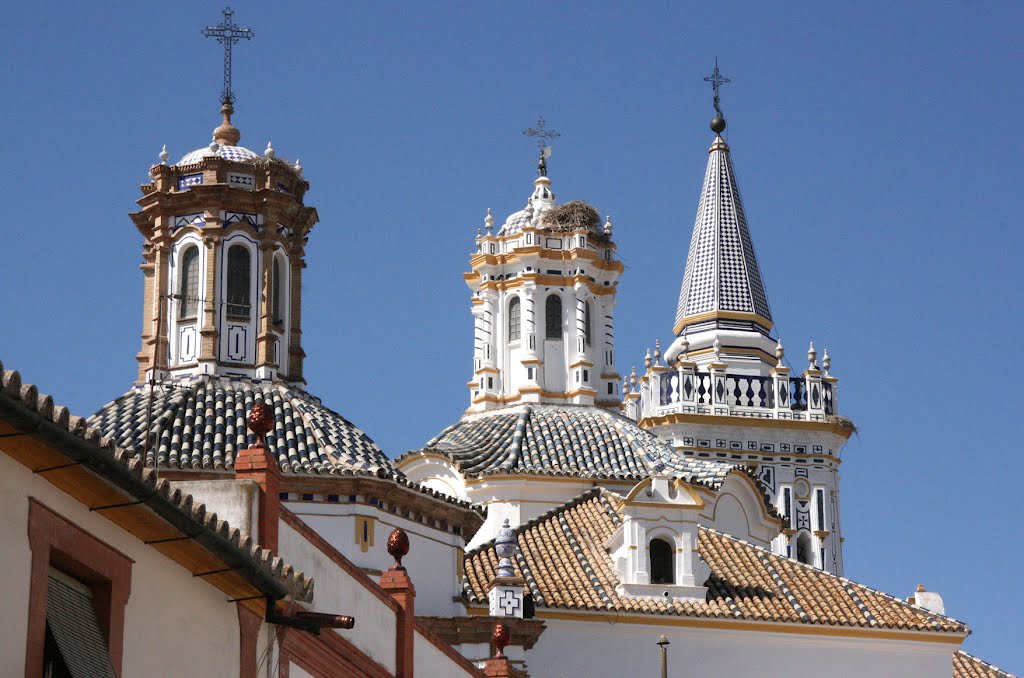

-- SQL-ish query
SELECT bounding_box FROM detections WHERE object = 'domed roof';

[497,206,534,236]
[178,143,260,166]
[88,375,395,477]
[409,404,733,485]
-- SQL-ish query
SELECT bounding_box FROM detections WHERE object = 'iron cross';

[704,59,731,117]
[202,7,255,105]
[523,116,561,151]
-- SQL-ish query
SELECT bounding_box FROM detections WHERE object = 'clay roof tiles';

[954,651,1016,678]
[464,489,968,635]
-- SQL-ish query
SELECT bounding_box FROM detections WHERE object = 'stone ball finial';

[644,348,653,370]
[493,623,510,658]
[246,401,274,447]
[713,334,722,361]
[680,334,690,360]
[711,115,727,134]
[387,527,410,571]
[822,348,831,374]
[604,215,613,235]
[622,377,630,396]
[159,144,169,165]
[265,141,275,159]
[916,583,926,593]
[484,207,494,233]
[654,339,662,364]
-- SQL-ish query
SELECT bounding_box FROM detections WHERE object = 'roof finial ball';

[710,115,727,134]
[387,527,410,571]
[246,400,274,448]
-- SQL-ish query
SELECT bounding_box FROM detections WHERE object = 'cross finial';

[704,58,731,118]
[523,116,560,177]
[202,7,255,106]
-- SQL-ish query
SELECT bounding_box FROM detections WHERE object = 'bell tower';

[132,9,316,385]
[466,127,623,412]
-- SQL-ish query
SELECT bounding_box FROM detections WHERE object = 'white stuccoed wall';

[0,453,241,677]
[528,618,958,678]
[414,630,479,678]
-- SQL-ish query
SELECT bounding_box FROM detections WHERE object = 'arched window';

[226,245,251,319]
[508,297,521,341]
[271,256,284,327]
[178,246,200,319]
[584,301,592,347]
[545,295,562,340]
[796,531,813,565]
[649,538,674,585]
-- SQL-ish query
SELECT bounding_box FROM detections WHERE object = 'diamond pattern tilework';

[88,376,394,476]
[418,404,734,484]
[675,137,772,329]
[463,489,969,634]
[178,144,259,166]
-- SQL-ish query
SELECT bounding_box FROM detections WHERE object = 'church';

[0,8,1013,678]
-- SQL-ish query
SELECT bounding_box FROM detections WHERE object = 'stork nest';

[826,415,859,435]
[542,200,602,234]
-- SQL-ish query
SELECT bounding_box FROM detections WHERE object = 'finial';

[644,348,653,370]
[264,141,275,158]
[213,102,242,146]
[654,340,662,365]
[493,623,511,659]
[293,158,303,175]
[495,519,517,578]
[680,334,690,361]
[807,341,818,369]
[603,215,613,236]
[484,207,494,234]
[202,7,255,107]
[704,58,731,134]
[387,527,410,571]
[209,137,219,153]
[159,144,169,165]
[630,366,638,387]
[713,334,722,361]
[246,400,274,447]
[476,227,482,239]
[822,348,831,375]
[622,376,630,395]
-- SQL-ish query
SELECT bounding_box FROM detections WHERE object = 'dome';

[410,404,733,485]
[497,206,534,236]
[178,143,260,166]
[88,375,395,477]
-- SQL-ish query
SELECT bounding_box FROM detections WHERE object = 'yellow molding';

[465,474,635,487]
[680,345,779,365]
[475,367,500,375]
[518,386,543,394]
[569,360,594,369]
[640,412,853,439]
[673,310,774,335]
[520,358,542,365]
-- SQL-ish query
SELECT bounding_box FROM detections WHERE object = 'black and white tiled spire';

[674,135,772,334]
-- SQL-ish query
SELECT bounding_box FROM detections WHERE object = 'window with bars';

[271,256,284,327]
[508,297,521,341]
[226,245,251,319]
[178,246,200,319]
[545,295,562,340]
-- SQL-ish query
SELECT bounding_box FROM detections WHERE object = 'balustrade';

[652,370,833,417]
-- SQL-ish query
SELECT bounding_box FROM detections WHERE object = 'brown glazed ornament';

[493,623,510,658]
[246,401,274,446]
[387,528,410,571]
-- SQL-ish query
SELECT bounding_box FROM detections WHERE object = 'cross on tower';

[523,116,560,177]
[202,7,255,106]
[704,58,731,118]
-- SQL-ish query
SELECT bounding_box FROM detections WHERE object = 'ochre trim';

[463,606,965,644]
[673,310,774,335]
[641,412,853,439]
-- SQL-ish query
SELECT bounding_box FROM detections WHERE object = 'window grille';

[545,295,562,339]
[179,246,200,319]
[226,245,251,319]
[508,297,521,341]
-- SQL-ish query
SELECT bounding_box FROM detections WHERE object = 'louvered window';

[545,295,562,340]
[43,570,116,678]
[179,246,200,319]
[226,245,251,319]
[508,297,521,341]
[271,257,284,327]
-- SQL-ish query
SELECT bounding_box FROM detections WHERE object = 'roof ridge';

[955,650,1016,678]
[757,552,810,623]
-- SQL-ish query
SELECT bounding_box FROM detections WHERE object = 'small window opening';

[178,246,200,319]
[508,297,521,341]
[226,245,251,319]
[649,538,674,585]
[584,301,592,347]
[545,295,562,340]
[271,257,284,327]
[796,532,813,565]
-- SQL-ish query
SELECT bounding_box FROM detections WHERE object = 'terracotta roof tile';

[954,650,1016,678]
[464,489,968,634]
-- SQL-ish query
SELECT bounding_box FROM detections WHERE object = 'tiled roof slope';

[0,361,312,602]
[414,404,733,485]
[954,651,1016,678]
[89,376,395,477]
[464,489,967,634]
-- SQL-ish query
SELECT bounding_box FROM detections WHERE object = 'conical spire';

[673,132,772,336]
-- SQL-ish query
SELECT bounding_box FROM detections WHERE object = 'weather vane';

[523,116,561,177]
[704,59,730,133]
[202,7,255,106]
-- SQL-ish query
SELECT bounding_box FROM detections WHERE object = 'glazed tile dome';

[88,375,395,477]
[414,404,733,485]
[178,143,260,166]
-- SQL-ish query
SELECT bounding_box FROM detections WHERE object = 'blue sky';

[2,0,1021,670]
